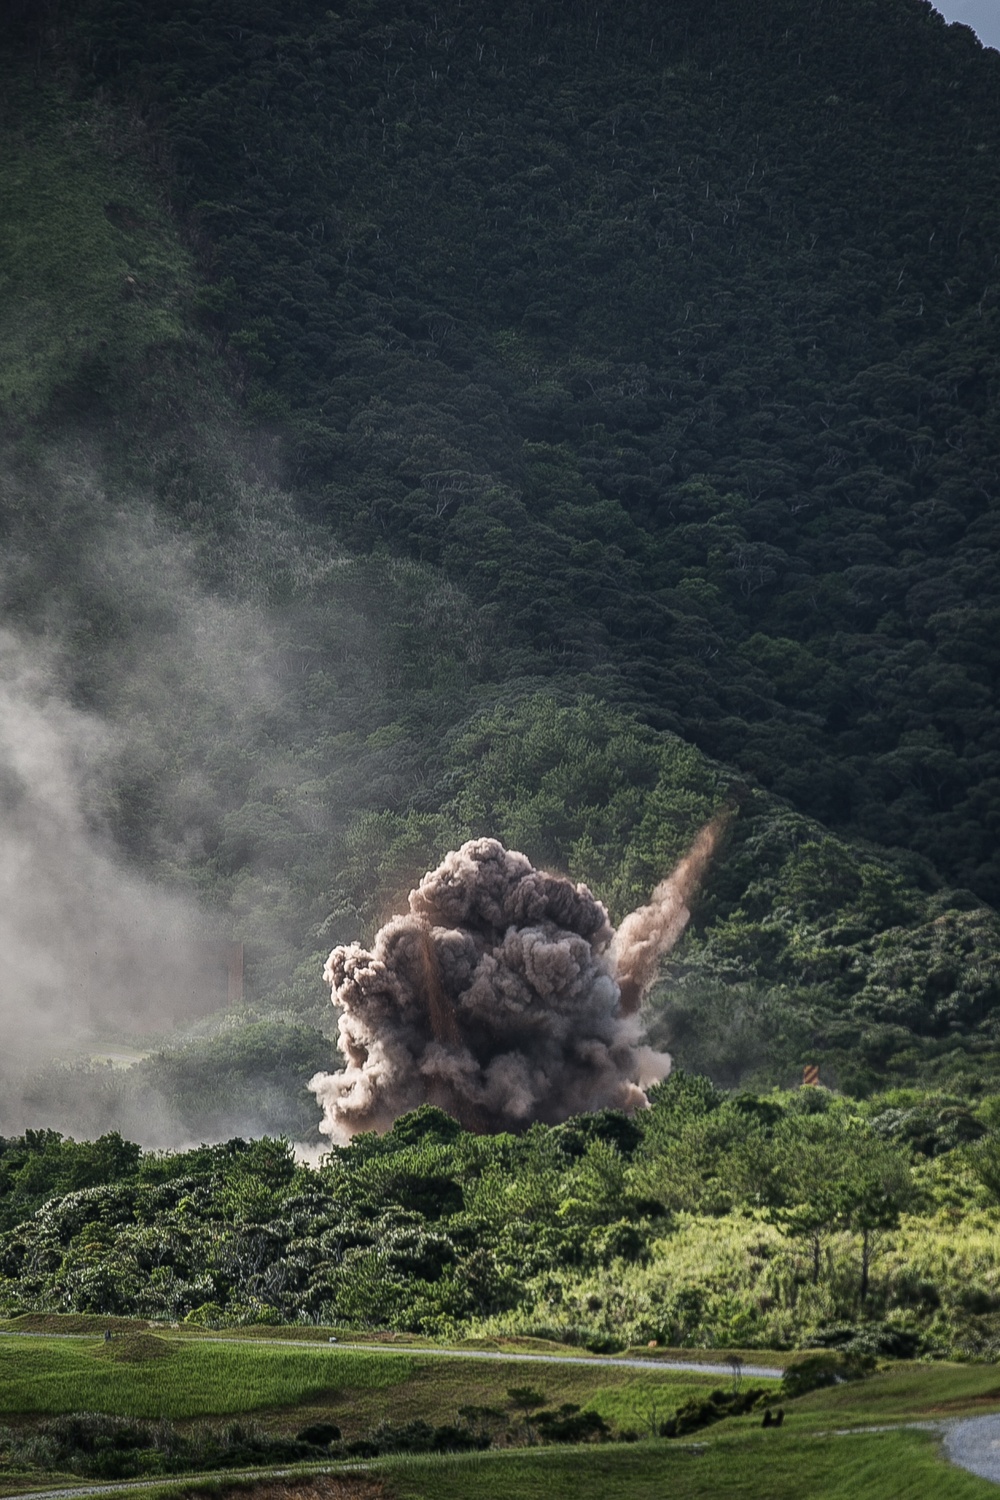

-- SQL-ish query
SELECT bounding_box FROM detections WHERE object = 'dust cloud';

[0,628,216,1120]
[311,828,720,1139]
[612,816,727,1016]
[0,450,301,1138]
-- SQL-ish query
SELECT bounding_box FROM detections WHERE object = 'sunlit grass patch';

[0,1337,412,1421]
[761,1359,1000,1431]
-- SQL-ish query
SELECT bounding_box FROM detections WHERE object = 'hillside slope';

[0,0,998,1128]
[63,0,1000,905]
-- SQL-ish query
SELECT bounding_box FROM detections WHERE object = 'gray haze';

[0,452,310,1137]
[0,627,214,1066]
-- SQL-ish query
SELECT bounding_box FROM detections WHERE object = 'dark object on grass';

[532,1404,612,1444]
[295,1422,341,1446]
[774,1408,785,1427]
[762,1408,773,1428]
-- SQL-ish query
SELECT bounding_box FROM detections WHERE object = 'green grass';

[718,1360,1000,1437]
[383,1431,999,1500]
[4,1329,999,1500]
[802,1360,1000,1423]
[0,1330,771,1438]
[0,1337,413,1421]
[308,1358,736,1440]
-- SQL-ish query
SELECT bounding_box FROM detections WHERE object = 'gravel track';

[0,1329,783,1379]
[945,1415,1000,1484]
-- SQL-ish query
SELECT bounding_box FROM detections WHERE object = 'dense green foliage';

[0,1411,340,1481]
[3,1089,1000,1360]
[7,21,1000,1498]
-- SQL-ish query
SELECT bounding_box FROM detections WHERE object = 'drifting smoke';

[0,629,214,1086]
[310,826,722,1139]
[0,451,315,1140]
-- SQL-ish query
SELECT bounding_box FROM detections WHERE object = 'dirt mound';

[90,1332,177,1363]
[4,1312,145,1335]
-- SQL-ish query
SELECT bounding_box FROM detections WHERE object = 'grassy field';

[0,1331,750,1435]
[0,1337,413,1423]
[727,1359,1000,1434]
[382,1431,1000,1500]
[4,1432,988,1500]
[2,1326,1000,1499]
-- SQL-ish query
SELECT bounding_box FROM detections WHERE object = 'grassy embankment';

[382,1432,998,1500]
[0,1324,752,1433]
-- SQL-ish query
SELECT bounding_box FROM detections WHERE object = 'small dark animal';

[762,1409,773,1428]
[774,1408,785,1427]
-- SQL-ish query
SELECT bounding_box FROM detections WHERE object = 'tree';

[507,1387,547,1443]
[838,1136,916,1306]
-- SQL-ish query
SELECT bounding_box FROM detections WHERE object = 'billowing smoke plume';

[311,828,720,1139]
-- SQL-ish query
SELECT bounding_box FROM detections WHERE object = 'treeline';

[4,1086,1000,1357]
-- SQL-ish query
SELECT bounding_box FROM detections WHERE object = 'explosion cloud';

[310,826,721,1139]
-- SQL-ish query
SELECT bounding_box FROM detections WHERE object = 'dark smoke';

[310,829,720,1139]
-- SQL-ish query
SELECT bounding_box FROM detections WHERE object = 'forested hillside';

[64,0,1000,898]
[1,0,1000,1135]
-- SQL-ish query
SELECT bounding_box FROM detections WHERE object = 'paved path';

[0,1328,783,1380]
[945,1415,1000,1484]
[333,1341,784,1379]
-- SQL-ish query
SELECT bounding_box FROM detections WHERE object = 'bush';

[343,1420,490,1456]
[295,1422,341,1446]
[781,1353,868,1399]
[805,1322,927,1359]
[532,1405,611,1443]
[661,1386,768,1437]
